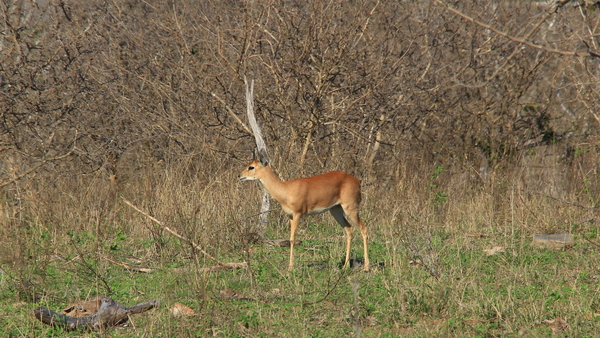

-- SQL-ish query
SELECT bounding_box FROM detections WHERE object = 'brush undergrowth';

[1,159,599,337]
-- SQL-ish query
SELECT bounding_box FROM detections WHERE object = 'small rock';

[532,233,573,249]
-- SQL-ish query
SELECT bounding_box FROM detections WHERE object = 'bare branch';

[435,0,600,58]
[209,91,252,135]
[0,150,74,190]
[122,197,248,269]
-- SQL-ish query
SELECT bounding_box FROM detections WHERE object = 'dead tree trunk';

[244,77,271,230]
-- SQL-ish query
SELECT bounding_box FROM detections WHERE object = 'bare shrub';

[0,0,598,274]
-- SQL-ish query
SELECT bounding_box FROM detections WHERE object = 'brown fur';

[240,155,369,271]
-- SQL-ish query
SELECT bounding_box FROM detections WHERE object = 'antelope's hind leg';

[340,204,370,272]
[330,205,353,269]
[356,217,369,271]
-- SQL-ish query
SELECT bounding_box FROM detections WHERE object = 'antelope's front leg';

[288,214,300,271]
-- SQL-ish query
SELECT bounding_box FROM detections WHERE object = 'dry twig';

[121,197,247,270]
[435,0,600,58]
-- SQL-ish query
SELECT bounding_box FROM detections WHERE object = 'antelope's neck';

[259,167,289,204]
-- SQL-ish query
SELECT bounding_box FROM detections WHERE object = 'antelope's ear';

[258,148,269,167]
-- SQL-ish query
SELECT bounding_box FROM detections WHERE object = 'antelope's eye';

[248,166,254,170]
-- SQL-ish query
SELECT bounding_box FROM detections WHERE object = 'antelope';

[240,150,370,272]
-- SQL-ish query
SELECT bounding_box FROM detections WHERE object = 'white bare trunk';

[244,76,270,230]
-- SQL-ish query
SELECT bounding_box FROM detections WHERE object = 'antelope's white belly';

[307,205,336,215]
[281,202,339,216]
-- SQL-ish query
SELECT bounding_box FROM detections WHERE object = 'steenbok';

[240,150,369,272]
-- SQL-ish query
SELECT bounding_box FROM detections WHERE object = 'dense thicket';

[1,0,598,213]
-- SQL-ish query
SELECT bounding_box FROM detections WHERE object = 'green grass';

[2,207,600,337]
[1,164,599,337]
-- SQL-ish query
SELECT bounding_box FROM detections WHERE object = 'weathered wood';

[244,76,271,230]
[33,297,159,331]
[265,239,302,247]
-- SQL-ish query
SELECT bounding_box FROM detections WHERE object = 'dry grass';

[1,1,599,335]
[1,145,598,337]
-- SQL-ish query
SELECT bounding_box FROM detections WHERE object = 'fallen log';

[34,297,159,331]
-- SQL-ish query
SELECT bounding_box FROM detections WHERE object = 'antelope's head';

[240,149,269,182]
